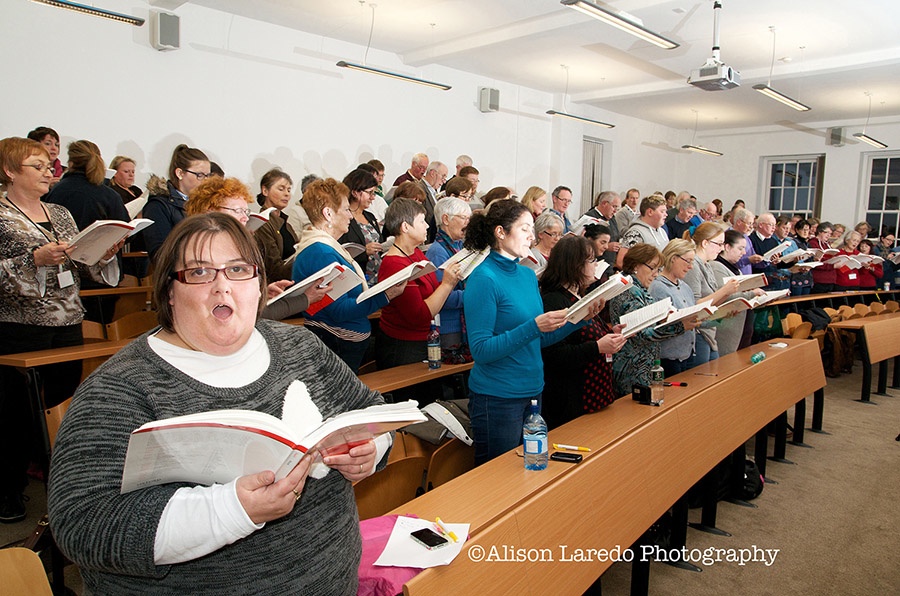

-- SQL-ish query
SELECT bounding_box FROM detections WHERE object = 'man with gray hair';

[418,160,448,242]
[613,187,641,240]
[442,154,474,191]
[749,212,788,289]
[393,152,429,186]
[666,196,698,240]
[549,185,574,233]
[731,208,763,274]
[585,191,622,264]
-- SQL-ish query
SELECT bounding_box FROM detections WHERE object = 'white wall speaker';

[478,87,500,113]
[151,11,180,52]
[826,127,844,147]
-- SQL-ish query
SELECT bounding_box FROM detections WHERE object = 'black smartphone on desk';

[550,452,583,464]
[410,528,449,550]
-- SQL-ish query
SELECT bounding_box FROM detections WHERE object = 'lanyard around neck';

[5,198,59,244]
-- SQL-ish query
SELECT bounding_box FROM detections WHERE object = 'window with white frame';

[763,155,823,219]
[864,154,900,243]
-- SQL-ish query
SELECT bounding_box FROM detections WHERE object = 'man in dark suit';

[417,161,448,243]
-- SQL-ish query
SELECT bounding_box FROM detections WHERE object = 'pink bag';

[357,515,422,596]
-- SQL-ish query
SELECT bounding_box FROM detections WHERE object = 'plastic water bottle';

[523,400,548,471]
[650,359,665,404]
[427,316,441,370]
[751,351,766,364]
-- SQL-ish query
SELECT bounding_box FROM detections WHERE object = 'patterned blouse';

[609,277,684,398]
[0,198,117,327]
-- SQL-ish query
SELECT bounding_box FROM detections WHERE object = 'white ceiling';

[176,0,900,132]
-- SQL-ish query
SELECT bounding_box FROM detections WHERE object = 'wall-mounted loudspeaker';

[478,87,500,113]
[826,127,844,147]
[151,11,180,52]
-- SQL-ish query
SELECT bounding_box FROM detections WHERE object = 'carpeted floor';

[2,355,898,595]
[596,365,900,595]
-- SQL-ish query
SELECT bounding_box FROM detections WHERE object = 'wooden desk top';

[830,312,900,362]
[396,339,824,595]
[770,289,897,307]
[0,340,132,368]
[359,361,473,394]
[828,311,900,330]
[80,286,153,298]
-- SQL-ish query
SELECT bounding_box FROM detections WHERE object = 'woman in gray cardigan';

[683,222,741,364]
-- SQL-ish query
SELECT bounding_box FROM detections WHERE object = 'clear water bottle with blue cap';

[523,400,548,470]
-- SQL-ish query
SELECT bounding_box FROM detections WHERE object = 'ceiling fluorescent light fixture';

[31,0,145,26]
[853,92,888,148]
[753,27,809,111]
[561,0,679,50]
[336,61,451,91]
[546,109,614,128]
[853,133,887,150]
[681,144,723,157]
[336,5,450,91]
[752,83,810,112]
[681,109,722,156]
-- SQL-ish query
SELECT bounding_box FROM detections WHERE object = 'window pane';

[782,188,795,211]
[889,158,900,184]
[783,163,798,187]
[769,188,780,210]
[869,186,885,210]
[867,213,882,236]
[796,188,809,211]
[872,158,888,185]
[882,213,897,238]
[886,186,900,211]
[770,164,783,187]
[798,162,812,187]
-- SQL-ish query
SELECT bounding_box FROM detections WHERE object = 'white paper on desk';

[374,515,470,568]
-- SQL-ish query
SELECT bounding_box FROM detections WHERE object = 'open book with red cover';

[266,262,364,316]
[68,218,154,265]
[120,400,426,493]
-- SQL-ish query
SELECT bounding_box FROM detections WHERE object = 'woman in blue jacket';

[463,200,593,465]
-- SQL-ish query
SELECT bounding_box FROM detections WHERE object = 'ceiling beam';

[402,10,582,66]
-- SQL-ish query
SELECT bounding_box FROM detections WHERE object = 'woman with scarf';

[425,197,472,351]
[291,178,404,373]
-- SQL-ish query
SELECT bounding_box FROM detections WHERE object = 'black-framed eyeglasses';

[184,169,211,180]
[641,262,663,273]
[676,255,694,266]
[709,240,725,247]
[20,162,53,173]
[542,230,562,239]
[220,206,252,217]
[172,264,259,284]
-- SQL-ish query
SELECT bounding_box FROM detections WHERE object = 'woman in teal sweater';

[463,200,593,465]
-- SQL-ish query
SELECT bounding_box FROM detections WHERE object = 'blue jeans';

[692,335,719,367]
[469,392,540,466]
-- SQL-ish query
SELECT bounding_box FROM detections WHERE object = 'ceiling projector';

[689,60,741,91]
[687,1,741,91]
